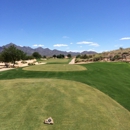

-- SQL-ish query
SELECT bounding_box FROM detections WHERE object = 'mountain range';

[0,43,97,56]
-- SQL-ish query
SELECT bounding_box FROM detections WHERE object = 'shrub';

[28,63,35,66]
[21,61,27,64]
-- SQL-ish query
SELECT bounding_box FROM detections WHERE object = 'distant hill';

[0,43,97,56]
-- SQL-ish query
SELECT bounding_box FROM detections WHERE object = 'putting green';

[0,79,130,130]
[23,64,87,71]
[46,58,70,64]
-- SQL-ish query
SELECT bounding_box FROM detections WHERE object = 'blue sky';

[0,0,130,52]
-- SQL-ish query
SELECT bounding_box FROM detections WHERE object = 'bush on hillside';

[28,63,35,66]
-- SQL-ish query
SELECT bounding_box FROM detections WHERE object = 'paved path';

[0,68,14,71]
[69,58,75,64]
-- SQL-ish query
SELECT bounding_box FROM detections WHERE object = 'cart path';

[69,58,75,64]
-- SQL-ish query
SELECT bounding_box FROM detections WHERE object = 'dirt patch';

[0,59,46,72]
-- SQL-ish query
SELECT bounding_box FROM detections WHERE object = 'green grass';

[0,79,130,130]
[0,62,130,112]
[23,64,87,71]
[36,58,46,63]
[46,58,71,64]
[1,62,130,129]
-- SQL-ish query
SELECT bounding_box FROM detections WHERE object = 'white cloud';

[80,46,82,48]
[89,43,99,47]
[77,41,93,44]
[67,50,85,52]
[53,44,68,47]
[102,50,109,52]
[70,42,73,44]
[62,36,69,38]
[77,41,99,47]
[120,37,130,40]
[33,44,44,47]
[87,49,95,51]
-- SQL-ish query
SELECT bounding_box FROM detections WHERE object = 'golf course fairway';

[0,79,130,130]
[23,64,87,71]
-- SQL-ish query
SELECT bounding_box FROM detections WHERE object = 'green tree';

[67,54,72,58]
[57,54,64,58]
[53,54,57,58]
[88,55,93,58]
[1,45,26,67]
[32,52,41,59]
[43,55,46,58]
[76,54,81,58]
[81,54,89,59]
[0,54,4,62]
[24,55,34,60]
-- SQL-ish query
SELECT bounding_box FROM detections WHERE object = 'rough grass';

[0,79,130,130]
[23,64,87,71]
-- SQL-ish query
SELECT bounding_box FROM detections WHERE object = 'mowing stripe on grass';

[0,62,130,111]
[23,64,87,71]
[0,78,130,130]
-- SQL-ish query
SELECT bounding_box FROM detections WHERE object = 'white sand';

[0,68,14,71]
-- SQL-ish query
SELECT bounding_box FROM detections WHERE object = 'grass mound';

[0,79,130,130]
[23,64,87,71]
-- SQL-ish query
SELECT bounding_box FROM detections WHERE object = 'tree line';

[0,45,72,67]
